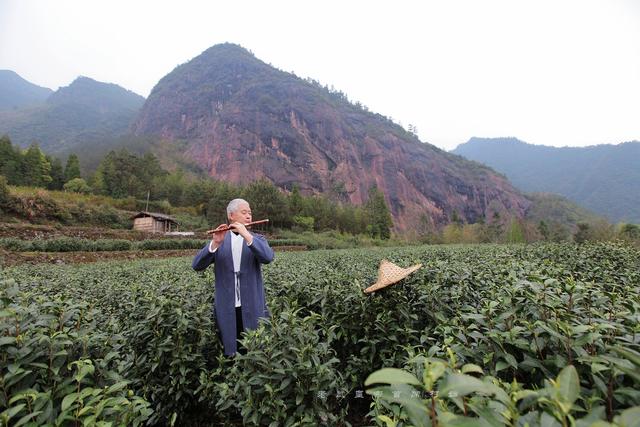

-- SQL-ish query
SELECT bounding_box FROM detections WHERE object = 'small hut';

[131,211,179,233]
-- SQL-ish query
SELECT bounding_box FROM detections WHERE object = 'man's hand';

[229,222,253,245]
[210,223,228,249]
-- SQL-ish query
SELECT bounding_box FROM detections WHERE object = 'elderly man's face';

[229,202,252,224]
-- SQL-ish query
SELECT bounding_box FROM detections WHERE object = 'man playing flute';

[192,198,274,356]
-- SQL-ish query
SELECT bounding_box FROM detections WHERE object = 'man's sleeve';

[247,233,274,264]
[192,241,217,271]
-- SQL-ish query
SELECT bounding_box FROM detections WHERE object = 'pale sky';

[1,0,639,151]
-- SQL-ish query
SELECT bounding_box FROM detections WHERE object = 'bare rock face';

[132,43,529,232]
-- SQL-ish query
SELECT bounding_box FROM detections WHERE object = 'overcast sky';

[1,0,638,151]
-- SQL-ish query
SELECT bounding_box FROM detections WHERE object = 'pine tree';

[243,179,288,228]
[365,186,393,239]
[0,136,23,185]
[289,184,303,216]
[22,144,52,187]
[64,154,81,183]
[48,157,65,190]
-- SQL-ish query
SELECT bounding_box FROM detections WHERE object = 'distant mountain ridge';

[453,137,640,223]
[132,43,530,232]
[0,75,145,156]
[0,70,52,110]
[2,51,602,233]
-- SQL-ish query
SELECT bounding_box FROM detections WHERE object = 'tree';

[574,223,590,244]
[243,179,288,228]
[63,177,91,194]
[588,219,615,242]
[92,149,165,199]
[288,184,303,216]
[160,170,187,206]
[506,218,526,243]
[22,143,51,187]
[451,210,463,226]
[206,181,235,225]
[336,204,365,234]
[0,136,23,185]
[442,223,463,243]
[0,175,10,211]
[488,211,504,242]
[365,186,393,239]
[304,196,337,231]
[461,224,482,243]
[64,154,81,182]
[538,220,550,240]
[619,223,640,240]
[48,157,65,190]
[292,215,314,232]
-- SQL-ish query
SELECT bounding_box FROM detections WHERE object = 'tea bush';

[0,238,206,252]
[96,239,132,251]
[366,351,640,427]
[119,285,220,425]
[2,241,640,425]
[216,308,348,426]
[135,239,205,251]
[0,279,153,426]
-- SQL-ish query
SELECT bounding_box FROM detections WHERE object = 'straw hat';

[364,259,423,294]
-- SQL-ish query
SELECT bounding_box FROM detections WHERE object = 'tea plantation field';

[2,242,640,426]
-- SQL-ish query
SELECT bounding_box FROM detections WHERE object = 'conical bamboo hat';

[364,259,422,294]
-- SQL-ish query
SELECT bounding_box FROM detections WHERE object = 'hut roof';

[131,211,179,224]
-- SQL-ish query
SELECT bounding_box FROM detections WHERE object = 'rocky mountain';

[132,43,530,231]
[0,76,145,156]
[453,137,640,223]
[0,70,53,110]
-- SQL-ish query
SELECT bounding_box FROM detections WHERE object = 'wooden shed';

[131,211,179,233]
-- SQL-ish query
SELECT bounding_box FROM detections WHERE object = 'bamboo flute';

[206,219,269,234]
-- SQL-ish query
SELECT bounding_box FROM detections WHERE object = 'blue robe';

[192,232,274,355]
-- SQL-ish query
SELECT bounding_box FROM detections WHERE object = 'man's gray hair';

[227,198,249,217]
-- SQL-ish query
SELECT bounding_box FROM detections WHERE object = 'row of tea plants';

[1,241,639,425]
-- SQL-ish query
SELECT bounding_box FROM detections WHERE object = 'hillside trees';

[64,153,81,182]
[365,186,393,239]
[0,136,81,189]
[243,179,289,228]
[0,136,23,184]
[48,157,65,190]
[92,150,166,199]
[0,175,9,211]
[21,143,52,187]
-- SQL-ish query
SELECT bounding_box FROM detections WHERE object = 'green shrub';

[119,285,220,425]
[3,242,640,424]
[0,237,31,251]
[63,177,92,194]
[0,175,10,212]
[0,279,153,426]
[292,215,315,232]
[216,309,347,425]
[269,238,307,247]
[0,238,208,252]
[42,237,86,252]
[94,239,133,251]
[135,239,206,251]
[367,354,640,427]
